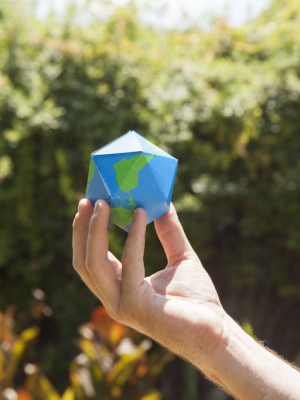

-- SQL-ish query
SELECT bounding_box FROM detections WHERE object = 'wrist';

[205,313,300,399]
[203,314,256,393]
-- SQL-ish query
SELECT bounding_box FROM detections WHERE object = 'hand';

[72,199,226,374]
[72,199,300,399]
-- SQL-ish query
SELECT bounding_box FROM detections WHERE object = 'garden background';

[0,0,299,399]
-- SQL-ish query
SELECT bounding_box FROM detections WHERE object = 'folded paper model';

[85,131,178,231]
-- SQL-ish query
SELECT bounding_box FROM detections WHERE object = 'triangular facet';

[112,152,156,197]
[113,152,154,194]
[116,156,166,203]
[147,202,170,224]
[126,153,178,199]
[134,132,175,159]
[85,158,111,205]
[93,131,142,156]
[166,161,178,205]
[93,152,151,197]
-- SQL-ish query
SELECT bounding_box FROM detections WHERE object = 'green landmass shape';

[110,202,136,229]
[113,153,153,193]
[86,158,96,198]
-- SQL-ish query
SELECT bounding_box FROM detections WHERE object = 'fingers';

[154,203,197,266]
[73,201,148,323]
[72,199,100,296]
[121,208,147,291]
[86,200,121,308]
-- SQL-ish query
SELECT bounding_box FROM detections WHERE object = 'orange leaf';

[91,307,126,348]
[16,389,33,400]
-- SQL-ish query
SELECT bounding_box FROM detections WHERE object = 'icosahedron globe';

[86,131,178,231]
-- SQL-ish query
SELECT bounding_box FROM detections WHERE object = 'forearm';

[138,301,300,399]
[202,314,300,399]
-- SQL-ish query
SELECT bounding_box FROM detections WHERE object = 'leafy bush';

[0,0,299,397]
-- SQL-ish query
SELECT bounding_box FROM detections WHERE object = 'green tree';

[0,0,299,397]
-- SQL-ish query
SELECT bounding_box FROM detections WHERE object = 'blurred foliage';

[0,0,300,398]
[0,302,172,400]
[68,306,172,399]
[0,308,39,391]
[0,295,58,400]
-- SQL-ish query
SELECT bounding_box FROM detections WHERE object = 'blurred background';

[0,0,300,399]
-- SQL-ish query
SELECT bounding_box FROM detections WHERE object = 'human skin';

[72,199,300,399]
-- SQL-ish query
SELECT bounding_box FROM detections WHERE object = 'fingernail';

[94,200,102,214]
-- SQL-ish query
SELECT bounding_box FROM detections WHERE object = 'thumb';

[154,203,196,266]
[121,208,148,291]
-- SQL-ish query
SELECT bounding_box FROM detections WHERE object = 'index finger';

[85,200,121,309]
[72,199,101,297]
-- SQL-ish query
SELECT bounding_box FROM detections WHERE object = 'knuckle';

[72,258,81,271]
[132,232,145,244]
[85,256,95,272]
[118,300,130,320]
[121,251,131,266]
[118,297,136,324]
[122,253,143,266]
[104,307,119,322]
[110,309,125,325]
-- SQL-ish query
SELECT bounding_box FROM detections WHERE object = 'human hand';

[72,199,226,374]
[72,199,300,399]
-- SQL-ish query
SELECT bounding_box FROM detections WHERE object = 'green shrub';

[0,0,299,396]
